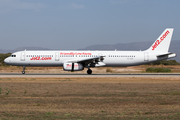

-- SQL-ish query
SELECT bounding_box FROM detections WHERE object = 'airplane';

[4,28,176,74]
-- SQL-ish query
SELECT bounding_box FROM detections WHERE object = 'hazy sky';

[0,0,180,50]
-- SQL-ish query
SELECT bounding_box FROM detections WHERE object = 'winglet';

[146,28,174,52]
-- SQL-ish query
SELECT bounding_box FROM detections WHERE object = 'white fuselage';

[4,50,167,67]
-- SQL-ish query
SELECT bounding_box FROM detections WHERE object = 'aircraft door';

[55,52,59,61]
[144,52,149,61]
[21,51,25,61]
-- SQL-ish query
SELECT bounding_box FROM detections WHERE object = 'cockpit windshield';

[10,55,16,57]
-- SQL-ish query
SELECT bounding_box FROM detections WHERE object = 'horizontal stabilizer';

[157,52,176,59]
[157,52,175,57]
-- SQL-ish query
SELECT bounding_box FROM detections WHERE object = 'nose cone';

[4,58,10,64]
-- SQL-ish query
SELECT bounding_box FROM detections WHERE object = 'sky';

[0,0,180,50]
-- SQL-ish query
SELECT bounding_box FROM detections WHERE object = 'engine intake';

[63,63,84,71]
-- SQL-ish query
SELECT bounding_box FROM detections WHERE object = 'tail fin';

[147,28,174,52]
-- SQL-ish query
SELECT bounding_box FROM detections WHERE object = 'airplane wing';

[65,56,106,67]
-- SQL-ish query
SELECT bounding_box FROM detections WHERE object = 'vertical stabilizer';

[147,28,174,52]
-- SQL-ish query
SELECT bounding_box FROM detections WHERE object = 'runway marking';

[1,73,180,78]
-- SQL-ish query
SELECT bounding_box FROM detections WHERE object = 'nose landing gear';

[87,69,92,74]
[22,66,26,74]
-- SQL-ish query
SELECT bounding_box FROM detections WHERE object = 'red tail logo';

[152,30,170,50]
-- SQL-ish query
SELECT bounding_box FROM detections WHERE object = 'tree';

[0,53,11,66]
[148,60,180,65]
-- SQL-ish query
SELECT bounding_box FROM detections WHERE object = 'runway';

[1,73,180,78]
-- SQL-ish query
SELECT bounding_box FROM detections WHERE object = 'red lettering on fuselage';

[60,52,92,55]
[30,57,52,60]
[152,30,170,50]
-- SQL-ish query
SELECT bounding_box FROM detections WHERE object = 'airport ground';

[0,66,180,119]
[1,65,180,74]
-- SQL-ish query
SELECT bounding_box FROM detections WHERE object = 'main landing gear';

[22,66,26,74]
[87,68,92,74]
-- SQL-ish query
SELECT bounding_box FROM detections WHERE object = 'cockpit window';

[11,55,16,57]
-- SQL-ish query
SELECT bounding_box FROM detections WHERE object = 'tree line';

[148,60,180,65]
[0,53,11,66]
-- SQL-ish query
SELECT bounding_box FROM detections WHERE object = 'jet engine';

[63,63,84,71]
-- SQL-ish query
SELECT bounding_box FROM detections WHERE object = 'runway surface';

[1,73,180,77]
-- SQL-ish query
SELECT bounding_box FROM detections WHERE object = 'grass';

[0,77,179,119]
[146,67,171,73]
[106,68,113,73]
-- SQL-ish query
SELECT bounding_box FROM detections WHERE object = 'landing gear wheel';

[22,66,26,74]
[87,69,92,74]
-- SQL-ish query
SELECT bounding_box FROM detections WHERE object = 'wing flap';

[65,56,105,65]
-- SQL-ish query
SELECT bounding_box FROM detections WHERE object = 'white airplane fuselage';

[4,28,176,74]
[4,50,173,67]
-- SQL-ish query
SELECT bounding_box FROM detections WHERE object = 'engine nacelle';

[63,63,84,71]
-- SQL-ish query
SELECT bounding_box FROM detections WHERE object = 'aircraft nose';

[4,58,10,64]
